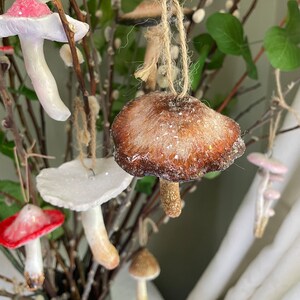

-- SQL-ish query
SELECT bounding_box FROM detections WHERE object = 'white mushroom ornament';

[0,0,89,121]
[36,157,133,269]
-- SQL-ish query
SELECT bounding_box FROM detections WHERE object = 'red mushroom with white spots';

[0,0,89,121]
[0,204,64,290]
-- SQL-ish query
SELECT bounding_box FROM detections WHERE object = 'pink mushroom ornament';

[0,204,65,290]
[247,152,288,238]
[0,0,89,121]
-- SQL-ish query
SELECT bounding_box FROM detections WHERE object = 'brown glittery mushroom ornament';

[111,92,245,217]
[129,248,160,300]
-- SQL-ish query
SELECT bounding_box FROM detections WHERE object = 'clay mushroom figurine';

[129,248,160,300]
[0,204,64,290]
[0,0,89,121]
[112,92,245,217]
[36,157,133,269]
[247,152,288,237]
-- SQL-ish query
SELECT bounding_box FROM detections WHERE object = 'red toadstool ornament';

[0,204,64,290]
[112,92,245,217]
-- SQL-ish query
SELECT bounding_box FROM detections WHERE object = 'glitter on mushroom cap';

[112,92,245,182]
[0,204,64,249]
[129,248,160,280]
[36,157,133,211]
[6,0,51,17]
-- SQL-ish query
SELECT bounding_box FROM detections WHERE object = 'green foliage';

[113,25,145,76]
[206,12,257,79]
[264,0,300,71]
[204,171,221,180]
[47,226,64,240]
[9,85,38,101]
[135,176,157,195]
[121,0,142,13]
[0,201,20,220]
[203,94,237,115]
[190,34,214,91]
[0,180,24,203]
[0,130,15,160]
[206,49,226,70]
[0,180,23,220]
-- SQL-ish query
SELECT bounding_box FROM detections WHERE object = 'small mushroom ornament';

[129,248,160,300]
[0,204,64,290]
[247,152,288,237]
[112,92,245,217]
[36,157,133,269]
[0,0,89,121]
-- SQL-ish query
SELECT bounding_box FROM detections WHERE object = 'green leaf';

[121,0,142,13]
[264,27,300,71]
[0,180,23,221]
[135,176,157,195]
[206,12,257,78]
[264,0,300,71]
[204,171,221,179]
[0,180,24,204]
[207,49,226,70]
[47,227,64,240]
[285,0,300,44]
[9,85,38,101]
[114,26,143,75]
[206,13,244,55]
[0,130,15,159]
[0,201,20,220]
[190,34,214,91]
[242,38,258,79]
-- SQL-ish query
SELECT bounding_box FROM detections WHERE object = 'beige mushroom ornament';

[36,157,133,269]
[129,248,160,300]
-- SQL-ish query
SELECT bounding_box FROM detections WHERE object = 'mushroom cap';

[129,248,160,281]
[111,92,245,182]
[263,189,281,201]
[247,152,288,175]
[0,204,64,249]
[118,0,193,27]
[36,157,133,211]
[0,6,89,41]
[5,0,51,17]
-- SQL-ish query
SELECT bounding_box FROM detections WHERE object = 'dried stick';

[52,0,91,116]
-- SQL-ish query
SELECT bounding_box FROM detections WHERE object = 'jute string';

[160,0,190,97]
[138,217,159,247]
[73,98,97,169]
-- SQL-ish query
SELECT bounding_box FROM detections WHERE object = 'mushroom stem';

[19,36,71,121]
[81,206,120,269]
[159,179,182,218]
[24,238,44,290]
[136,279,148,300]
[254,170,270,238]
